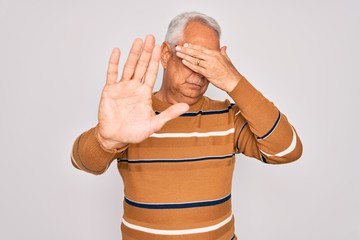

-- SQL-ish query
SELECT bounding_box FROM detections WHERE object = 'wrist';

[95,128,127,151]
[225,75,243,92]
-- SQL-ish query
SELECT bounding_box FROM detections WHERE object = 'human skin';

[156,21,243,105]
[97,21,243,150]
[96,35,189,150]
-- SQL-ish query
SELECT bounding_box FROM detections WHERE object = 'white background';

[1,0,359,239]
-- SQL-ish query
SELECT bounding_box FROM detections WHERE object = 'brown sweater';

[71,77,302,240]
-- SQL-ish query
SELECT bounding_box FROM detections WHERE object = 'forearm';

[71,127,127,175]
[230,76,302,163]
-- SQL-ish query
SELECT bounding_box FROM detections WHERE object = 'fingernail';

[176,52,181,56]
[175,46,181,51]
[184,43,189,48]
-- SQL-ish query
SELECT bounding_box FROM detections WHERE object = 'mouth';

[186,82,203,89]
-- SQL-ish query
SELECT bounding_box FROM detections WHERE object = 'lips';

[186,82,203,89]
[186,79,204,86]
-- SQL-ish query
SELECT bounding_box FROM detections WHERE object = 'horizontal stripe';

[150,128,234,138]
[260,154,268,163]
[261,126,297,157]
[118,153,235,164]
[155,104,235,117]
[257,111,281,140]
[70,153,80,168]
[235,121,248,152]
[125,193,231,209]
[122,213,233,235]
[239,121,248,133]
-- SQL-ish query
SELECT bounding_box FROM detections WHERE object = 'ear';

[161,42,172,69]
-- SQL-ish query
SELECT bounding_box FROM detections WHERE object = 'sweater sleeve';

[229,76,302,164]
[71,126,128,175]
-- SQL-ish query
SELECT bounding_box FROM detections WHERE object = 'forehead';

[182,21,220,50]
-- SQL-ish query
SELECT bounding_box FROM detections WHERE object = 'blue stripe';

[257,110,281,140]
[118,153,235,164]
[239,121,248,133]
[261,154,268,163]
[155,104,235,117]
[235,121,248,152]
[125,194,231,209]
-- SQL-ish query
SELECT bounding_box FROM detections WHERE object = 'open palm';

[97,35,189,149]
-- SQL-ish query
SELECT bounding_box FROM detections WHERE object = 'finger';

[175,44,209,61]
[220,46,227,56]
[106,48,120,84]
[182,43,213,54]
[220,46,231,61]
[181,59,207,76]
[176,51,207,68]
[121,38,143,81]
[151,103,189,132]
[144,45,161,88]
[133,34,155,81]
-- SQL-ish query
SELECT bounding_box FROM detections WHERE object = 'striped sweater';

[71,77,303,240]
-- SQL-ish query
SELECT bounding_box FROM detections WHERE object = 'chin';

[182,98,200,105]
[180,91,204,103]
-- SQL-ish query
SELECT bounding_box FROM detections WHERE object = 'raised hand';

[174,43,243,92]
[97,35,189,150]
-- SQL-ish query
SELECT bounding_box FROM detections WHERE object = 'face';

[158,21,220,105]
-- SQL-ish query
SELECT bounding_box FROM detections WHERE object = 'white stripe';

[261,126,297,157]
[150,128,234,138]
[71,153,80,168]
[122,214,233,235]
[235,110,241,116]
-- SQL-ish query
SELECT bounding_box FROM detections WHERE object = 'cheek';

[170,58,193,80]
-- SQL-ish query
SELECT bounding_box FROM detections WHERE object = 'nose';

[196,73,205,79]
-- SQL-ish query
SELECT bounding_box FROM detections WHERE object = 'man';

[72,12,302,240]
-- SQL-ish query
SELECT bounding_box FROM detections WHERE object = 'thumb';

[151,103,189,132]
[220,46,227,55]
[220,46,231,61]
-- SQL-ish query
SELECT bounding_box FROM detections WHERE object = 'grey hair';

[165,12,221,48]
